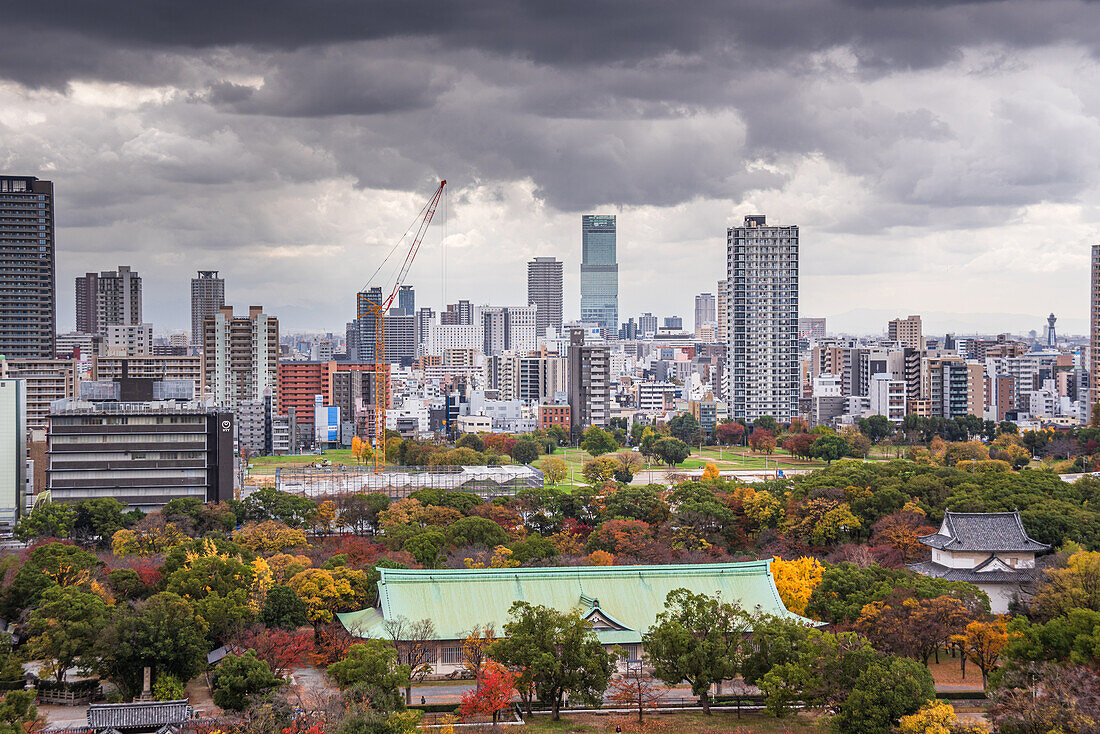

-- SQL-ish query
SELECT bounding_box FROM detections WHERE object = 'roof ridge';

[378,561,773,581]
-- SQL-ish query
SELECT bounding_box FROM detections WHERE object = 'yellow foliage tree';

[232,521,309,553]
[701,462,720,481]
[460,624,497,677]
[540,457,568,486]
[111,523,189,557]
[897,700,959,734]
[314,500,337,534]
[351,435,373,465]
[249,557,274,613]
[770,556,824,616]
[266,552,313,582]
[287,568,356,625]
[950,619,1007,690]
[379,498,424,529]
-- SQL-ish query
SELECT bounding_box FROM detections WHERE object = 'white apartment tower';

[726,215,799,421]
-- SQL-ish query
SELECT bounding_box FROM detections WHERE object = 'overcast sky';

[3,1,1099,336]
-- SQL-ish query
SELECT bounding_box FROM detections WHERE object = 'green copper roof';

[337,560,814,642]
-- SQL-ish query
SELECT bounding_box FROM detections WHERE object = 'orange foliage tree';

[951,618,1008,690]
[607,667,666,723]
[856,592,974,663]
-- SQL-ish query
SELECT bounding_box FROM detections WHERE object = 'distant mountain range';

[823,309,1086,339]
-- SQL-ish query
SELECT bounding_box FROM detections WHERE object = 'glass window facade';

[580,215,618,335]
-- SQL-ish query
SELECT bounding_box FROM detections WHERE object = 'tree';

[607,668,666,723]
[489,602,616,720]
[351,435,373,465]
[383,617,437,705]
[238,486,318,527]
[951,619,1007,690]
[834,656,936,734]
[27,586,109,682]
[809,434,849,464]
[601,484,670,525]
[580,426,619,457]
[233,521,309,553]
[461,624,497,678]
[856,592,973,664]
[582,456,619,484]
[897,700,963,734]
[668,413,702,444]
[230,627,314,678]
[339,493,391,535]
[716,421,745,446]
[860,415,895,443]
[783,433,818,460]
[755,415,778,434]
[748,429,776,455]
[327,640,410,712]
[456,433,486,452]
[644,589,750,715]
[0,691,43,734]
[99,592,210,698]
[445,517,509,550]
[1031,549,1100,621]
[991,663,1100,734]
[770,556,824,616]
[287,568,370,625]
[653,437,690,467]
[14,502,76,542]
[511,440,540,465]
[459,661,517,728]
[2,542,99,616]
[166,553,255,600]
[871,510,936,565]
[73,497,133,546]
[212,651,283,711]
[402,530,445,568]
[260,585,310,630]
[539,457,568,486]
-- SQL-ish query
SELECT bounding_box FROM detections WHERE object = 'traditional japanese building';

[338,561,812,674]
[909,510,1049,614]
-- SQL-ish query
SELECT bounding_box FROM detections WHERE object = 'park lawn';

[516,711,827,734]
[248,449,359,474]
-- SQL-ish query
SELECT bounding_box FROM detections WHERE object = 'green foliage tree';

[511,440,540,465]
[327,640,410,712]
[339,493,391,535]
[99,592,210,697]
[444,516,510,549]
[0,691,43,734]
[644,589,750,714]
[653,437,690,467]
[261,585,310,631]
[74,497,135,546]
[27,586,109,682]
[754,415,778,434]
[489,602,616,720]
[402,530,445,568]
[509,535,560,564]
[809,434,850,464]
[212,651,283,711]
[14,502,75,542]
[152,673,186,701]
[859,415,895,443]
[668,413,702,444]
[238,486,318,528]
[834,657,936,734]
[581,426,619,457]
[2,542,99,617]
[601,484,670,525]
[456,433,485,452]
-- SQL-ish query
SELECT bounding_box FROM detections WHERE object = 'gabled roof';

[87,700,191,730]
[908,559,1040,584]
[918,511,1049,553]
[338,561,816,644]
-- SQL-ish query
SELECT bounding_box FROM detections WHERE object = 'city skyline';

[2,4,1099,334]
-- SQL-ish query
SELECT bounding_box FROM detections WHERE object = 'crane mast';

[358,180,446,470]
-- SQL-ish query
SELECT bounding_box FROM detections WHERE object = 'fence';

[275,465,544,501]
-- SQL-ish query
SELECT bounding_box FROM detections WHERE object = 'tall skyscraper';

[397,285,415,316]
[527,257,563,337]
[0,176,55,358]
[695,293,716,331]
[727,215,799,421]
[580,215,618,335]
[76,265,142,334]
[355,287,384,362]
[1091,245,1100,408]
[191,271,225,345]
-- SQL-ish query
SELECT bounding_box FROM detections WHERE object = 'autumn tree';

[607,667,666,723]
[461,624,497,678]
[539,457,568,487]
[458,661,517,729]
[645,589,751,715]
[233,521,309,553]
[856,592,973,663]
[748,429,776,455]
[716,421,745,446]
[383,617,437,704]
[582,456,619,484]
[951,619,1007,690]
[871,510,936,565]
[783,433,818,460]
[229,627,315,678]
[770,556,824,616]
[1030,549,1100,621]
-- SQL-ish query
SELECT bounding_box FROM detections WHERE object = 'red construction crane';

[358,180,446,470]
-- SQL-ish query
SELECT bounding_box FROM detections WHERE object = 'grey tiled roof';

[87,700,191,729]
[918,511,1049,552]
[908,558,1040,584]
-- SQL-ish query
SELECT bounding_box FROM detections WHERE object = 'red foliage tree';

[459,661,517,727]
[716,422,745,446]
[607,668,667,723]
[870,511,936,566]
[322,536,385,568]
[231,627,315,678]
[748,429,776,454]
[586,520,657,559]
[483,434,518,457]
[783,433,818,460]
[310,621,356,666]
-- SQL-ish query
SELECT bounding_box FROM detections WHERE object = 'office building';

[694,293,716,331]
[480,305,538,355]
[527,257,564,337]
[1092,245,1100,408]
[202,306,279,452]
[0,176,55,358]
[727,215,799,421]
[663,316,683,330]
[639,313,658,337]
[190,271,225,345]
[441,300,472,326]
[47,381,233,511]
[580,215,618,335]
[75,266,142,335]
[416,307,435,355]
[397,285,415,317]
[888,315,923,350]
[0,380,26,531]
[383,314,417,365]
[567,328,610,429]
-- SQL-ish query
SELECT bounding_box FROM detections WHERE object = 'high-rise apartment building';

[202,306,279,451]
[480,305,538,355]
[528,257,564,337]
[191,271,225,345]
[580,215,618,335]
[0,379,27,531]
[567,328,610,429]
[639,313,658,337]
[695,293,716,331]
[888,315,923,350]
[727,215,799,421]
[1092,245,1100,408]
[76,266,142,334]
[0,176,55,358]
[354,287,384,362]
[716,280,729,344]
